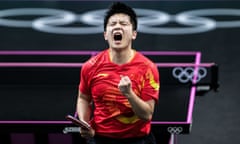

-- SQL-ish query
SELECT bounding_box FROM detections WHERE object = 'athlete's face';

[104,13,137,50]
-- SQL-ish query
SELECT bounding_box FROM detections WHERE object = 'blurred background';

[0,0,239,144]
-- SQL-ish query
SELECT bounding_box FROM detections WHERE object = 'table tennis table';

[0,51,219,144]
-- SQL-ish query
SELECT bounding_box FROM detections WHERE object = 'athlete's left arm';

[127,92,155,121]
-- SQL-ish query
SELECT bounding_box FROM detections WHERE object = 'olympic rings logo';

[172,67,207,83]
[167,127,183,134]
[0,8,240,35]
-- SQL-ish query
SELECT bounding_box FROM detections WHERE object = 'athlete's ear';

[132,30,137,40]
[104,31,108,40]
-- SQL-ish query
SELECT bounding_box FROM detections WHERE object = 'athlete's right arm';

[77,91,95,138]
[77,91,92,123]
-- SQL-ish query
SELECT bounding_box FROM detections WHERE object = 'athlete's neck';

[109,48,135,65]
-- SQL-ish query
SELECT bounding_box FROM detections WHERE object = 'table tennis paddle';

[65,114,91,130]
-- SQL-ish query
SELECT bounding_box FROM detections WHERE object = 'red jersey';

[79,49,160,138]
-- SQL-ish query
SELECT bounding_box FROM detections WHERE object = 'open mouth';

[114,34,122,41]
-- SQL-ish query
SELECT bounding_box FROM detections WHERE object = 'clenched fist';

[118,75,132,96]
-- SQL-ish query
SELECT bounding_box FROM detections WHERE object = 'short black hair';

[104,2,137,31]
